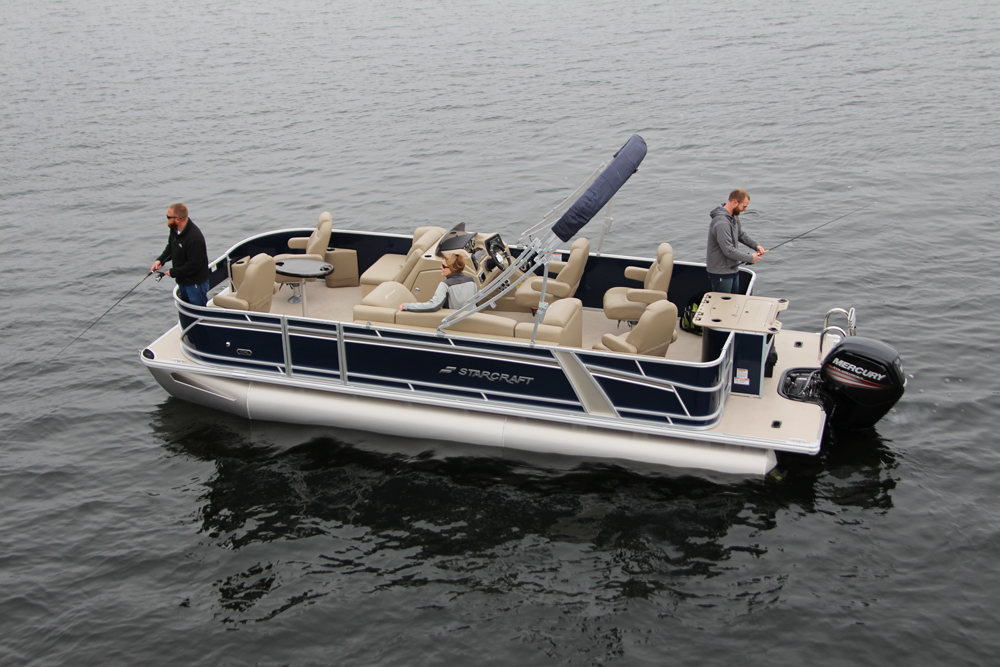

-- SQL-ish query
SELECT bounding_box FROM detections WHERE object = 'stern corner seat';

[213,253,277,313]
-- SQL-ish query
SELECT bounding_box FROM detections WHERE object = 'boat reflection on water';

[150,398,898,626]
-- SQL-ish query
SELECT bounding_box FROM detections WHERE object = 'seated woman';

[399,254,477,312]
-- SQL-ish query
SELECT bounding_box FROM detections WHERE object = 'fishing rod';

[46,269,165,364]
[766,202,873,252]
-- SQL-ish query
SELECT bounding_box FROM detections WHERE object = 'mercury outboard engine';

[780,337,905,429]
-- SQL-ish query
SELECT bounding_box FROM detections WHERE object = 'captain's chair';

[514,237,590,310]
[593,299,678,357]
[603,242,673,323]
[275,212,334,287]
[214,254,276,313]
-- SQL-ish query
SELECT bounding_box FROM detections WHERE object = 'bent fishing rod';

[765,202,873,253]
[47,269,165,364]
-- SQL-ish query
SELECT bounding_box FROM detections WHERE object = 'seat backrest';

[644,242,674,293]
[555,237,590,296]
[413,226,446,245]
[626,300,678,356]
[305,216,333,256]
[394,228,443,283]
[237,254,276,313]
[541,297,583,347]
[230,255,251,290]
[407,227,445,259]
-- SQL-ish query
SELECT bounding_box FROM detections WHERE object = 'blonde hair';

[443,254,466,274]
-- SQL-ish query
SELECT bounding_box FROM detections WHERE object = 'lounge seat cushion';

[360,227,446,295]
[353,281,414,322]
[352,281,517,336]
[514,298,583,347]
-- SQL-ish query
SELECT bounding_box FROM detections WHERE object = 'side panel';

[341,325,585,413]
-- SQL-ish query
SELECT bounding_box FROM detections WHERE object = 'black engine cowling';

[819,337,905,429]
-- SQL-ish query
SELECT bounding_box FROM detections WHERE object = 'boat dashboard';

[436,224,515,288]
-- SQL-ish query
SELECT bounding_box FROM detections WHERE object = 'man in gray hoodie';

[705,189,766,294]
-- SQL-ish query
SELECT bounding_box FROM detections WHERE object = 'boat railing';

[819,325,847,356]
[170,288,736,430]
[819,307,857,356]
[824,307,856,335]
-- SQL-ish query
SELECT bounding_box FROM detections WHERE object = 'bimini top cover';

[550,134,647,243]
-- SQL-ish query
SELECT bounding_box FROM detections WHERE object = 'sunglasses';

[167,215,181,220]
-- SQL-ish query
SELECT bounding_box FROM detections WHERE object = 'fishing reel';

[154,271,167,282]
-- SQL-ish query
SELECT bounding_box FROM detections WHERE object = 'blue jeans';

[178,280,210,307]
[707,272,740,294]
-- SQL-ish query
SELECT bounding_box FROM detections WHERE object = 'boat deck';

[257,280,706,361]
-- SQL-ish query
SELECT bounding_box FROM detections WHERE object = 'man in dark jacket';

[151,203,211,306]
[705,189,766,294]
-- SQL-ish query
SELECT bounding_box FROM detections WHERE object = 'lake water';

[2,0,999,664]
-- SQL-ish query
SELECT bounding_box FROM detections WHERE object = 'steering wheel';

[491,245,507,269]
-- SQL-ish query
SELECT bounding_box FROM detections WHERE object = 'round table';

[274,258,334,317]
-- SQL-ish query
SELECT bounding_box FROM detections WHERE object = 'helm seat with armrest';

[603,242,673,323]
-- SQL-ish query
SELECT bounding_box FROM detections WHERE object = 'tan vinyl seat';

[274,212,334,285]
[514,298,583,347]
[352,280,414,323]
[213,254,276,313]
[514,237,590,309]
[359,226,446,296]
[593,300,678,357]
[229,255,251,290]
[603,242,673,322]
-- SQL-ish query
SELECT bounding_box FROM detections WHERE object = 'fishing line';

[766,202,873,252]
[45,269,164,365]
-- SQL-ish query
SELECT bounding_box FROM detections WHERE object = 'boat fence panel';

[287,325,341,381]
[340,323,586,412]
[181,319,287,374]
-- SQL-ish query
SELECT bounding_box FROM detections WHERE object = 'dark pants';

[178,281,210,307]
[707,272,739,294]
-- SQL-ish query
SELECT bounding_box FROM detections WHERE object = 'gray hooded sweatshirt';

[706,205,760,275]
[401,272,477,312]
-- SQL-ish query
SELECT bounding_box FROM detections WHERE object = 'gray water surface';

[2,1,999,664]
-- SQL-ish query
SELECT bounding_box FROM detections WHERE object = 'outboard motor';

[780,337,905,430]
[819,337,906,429]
